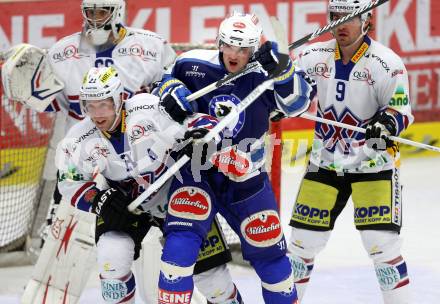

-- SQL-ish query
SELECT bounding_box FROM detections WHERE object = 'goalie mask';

[216,12,263,55]
[80,66,124,131]
[81,0,126,46]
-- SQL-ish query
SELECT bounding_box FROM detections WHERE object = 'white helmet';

[328,0,372,22]
[81,0,126,46]
[217,12,262,53]
[80,66,124,129]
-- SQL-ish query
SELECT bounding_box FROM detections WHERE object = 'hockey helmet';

[217,12,263,54]
[328,0,372,22]
[81,0,126,45]
[80,66,124,129]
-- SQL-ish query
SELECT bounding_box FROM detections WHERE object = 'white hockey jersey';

[55,94,184,218]
[46,27,176,133]
[295,36,414,173]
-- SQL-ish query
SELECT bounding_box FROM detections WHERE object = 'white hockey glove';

[1,43,64,112]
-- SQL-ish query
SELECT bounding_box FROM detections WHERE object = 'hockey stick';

[185,0,389,102]
[127,17,288,212]
[300,112,440,153]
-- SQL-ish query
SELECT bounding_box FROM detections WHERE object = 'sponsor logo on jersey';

[210,146,251,178]
[307,63,332,78]
[352,67,375,85]
[168,187,211,220]
[128,123,155,144]
[75,127,98,143]
[185,65,206,78]
[117,44,158,61]
[351,42,369,63]
[370,53,390,72]
[126,104,155,115]
[52,44,81,62]
[209,94,245,137]
[158,289,192,304]
[301,48,335,57]
[389,86,409,107]
[241,210,283,247]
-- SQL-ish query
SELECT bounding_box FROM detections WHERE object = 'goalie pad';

[21,201,97,304]
[1,43,64,112]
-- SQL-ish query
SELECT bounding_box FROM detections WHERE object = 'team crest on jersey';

[317,106,364,154]
[241,210,283,247]
[168,187,211,220]
[209,94,245,137]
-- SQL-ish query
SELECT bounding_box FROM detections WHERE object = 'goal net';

[0,94,55,253]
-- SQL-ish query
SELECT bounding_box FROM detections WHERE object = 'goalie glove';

[1,43,64,112]
[92,188,139,231]
[157,77,193,124]
[365,111,398,151]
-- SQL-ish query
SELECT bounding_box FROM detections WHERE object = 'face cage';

[82,6,115,30]
[217,40,257,56]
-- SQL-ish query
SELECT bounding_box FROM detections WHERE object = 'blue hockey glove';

[158,77,193,124]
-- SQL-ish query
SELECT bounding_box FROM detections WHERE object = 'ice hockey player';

[3,1,236,302]
[56,66,241,303]
[287,0,414,303]
[155,12,315,304]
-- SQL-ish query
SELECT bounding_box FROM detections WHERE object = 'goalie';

[55,66,242,303]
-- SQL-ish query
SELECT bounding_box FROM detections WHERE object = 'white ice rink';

[1,156,439,303]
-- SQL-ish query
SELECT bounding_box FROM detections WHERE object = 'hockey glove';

[365,111,398,151]
[158,77,193,124]
[253,41,291,78]
[92,188,138,231]
[180,114,222,165]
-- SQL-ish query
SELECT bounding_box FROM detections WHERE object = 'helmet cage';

[81,0,125,45]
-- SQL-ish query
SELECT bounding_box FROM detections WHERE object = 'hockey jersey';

[295,36,414,173]
[171,49,311,181]
[56,94,184,217]
[46,27,176,133]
